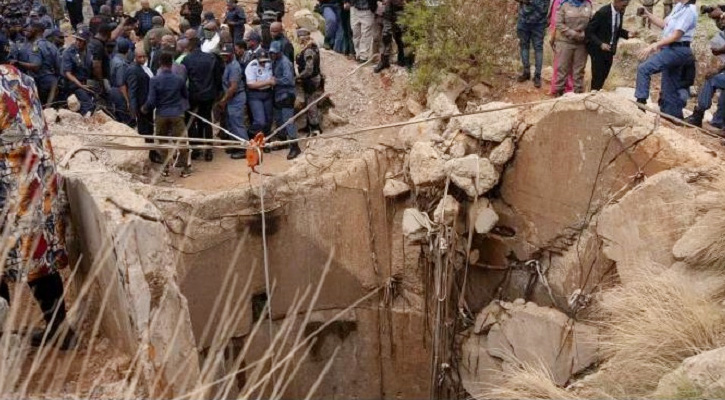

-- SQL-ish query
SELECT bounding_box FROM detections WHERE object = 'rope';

[257,146,275,355]
[265,56,378,142]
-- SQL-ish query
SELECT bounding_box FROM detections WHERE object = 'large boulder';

[460,300,599,397]
[426,73,467,110]
[294,9,321,31]
[409,141,446,187]
[445,155,499,198]
[655,347,725,398]
[451,102,516,142]
[597,171,701,285]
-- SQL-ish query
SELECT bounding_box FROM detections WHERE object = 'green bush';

[400,0,519,92]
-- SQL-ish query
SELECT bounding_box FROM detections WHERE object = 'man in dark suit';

[124,47,162,163]
[586,0,637,91]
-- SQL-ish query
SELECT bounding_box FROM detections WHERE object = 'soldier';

[270,40,301,159]
[109,39,131,122]
[374,0,406,73]
[61,25,94,115]
[224,0,246,45]
[295,28,323,136]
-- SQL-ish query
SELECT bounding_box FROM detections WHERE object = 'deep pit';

[40,85,725,399]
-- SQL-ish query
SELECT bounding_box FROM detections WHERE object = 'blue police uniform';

[223,59,248,141]
[35,39,61,104]
[61,43,94,115]
[271,54,297,140]
[109,53,131,122]
[245,59,274,134]
[635,0,697,118]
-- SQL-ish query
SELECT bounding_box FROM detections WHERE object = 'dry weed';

[589,266,725,397]
[483,361,580,400]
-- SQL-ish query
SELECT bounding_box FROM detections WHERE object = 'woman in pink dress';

[549,0,575,95]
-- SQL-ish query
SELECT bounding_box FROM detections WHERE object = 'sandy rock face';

[461,300,599,397]
[655,347,725,398]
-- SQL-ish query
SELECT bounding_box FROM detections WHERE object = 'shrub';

[400,0,519,92]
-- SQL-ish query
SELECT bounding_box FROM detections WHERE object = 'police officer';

[296,28,323,136]
[217,43,248,159]
[109,39,131,123]
[224,0,246,45]
[374,0,406,73]
[245,48,274,137]
[270,41,301,159]
[35,23,62,105]
[0,18,10,64]
[636,0,697,119]
[62,25,94,115]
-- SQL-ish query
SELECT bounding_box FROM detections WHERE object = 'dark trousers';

[635,46,694,119]
[590,50,614,91]
[248,90,273,135]
[0,273,67,329]
[188,99,214,142]
[136,109,154,138]
[517,21,546,77]
[66,0,84,30]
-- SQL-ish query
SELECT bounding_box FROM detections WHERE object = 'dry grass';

[483,361,581,400]
[587,266,725,397]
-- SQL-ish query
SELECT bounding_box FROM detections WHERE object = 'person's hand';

[601,43,612,52]
[218,99,227,109]
[637,43,658,60]
[80,84,94,93]
[141,106,148,114]
[343,2,351,9]
[269,77,276,86]
[713,46,725,56]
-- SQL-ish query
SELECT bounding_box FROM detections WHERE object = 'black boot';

[28,273,77,350]
[204,149,214,162]
[396,52,406,67]
[685,108,705,127]
[374,56,390,73]
[308,124,322,137]
[517,72,531,82]
[287,143,302,160]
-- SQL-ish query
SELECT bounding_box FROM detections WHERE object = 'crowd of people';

[517,0,725,129]
[0,0,363,177]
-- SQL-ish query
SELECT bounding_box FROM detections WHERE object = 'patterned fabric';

[0,65,67,283]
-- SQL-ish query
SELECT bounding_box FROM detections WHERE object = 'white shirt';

[663,2,697,42]
[611,3,620,46]
[245,59,273,90]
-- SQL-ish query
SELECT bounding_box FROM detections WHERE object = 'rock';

[451,102,516,142]
[383,178,410,198]
[326,110,349,126]
[428,92,460,117]
[0,297,7,329]
[67,94,80,112]
[406,98,425,116]
[470,83,491,99]
[473,205,499,234]
[672,209,725,265]
[445,155,499,198]
[434,195,460,226]
[398,111,445,148]
[409,141,446,187]
[294,9,319,31]
[489,138,515,166]
[402,208,431,243]
[473,301,502,334]
[541,66,554,83]
[311,30,325,47]
[655,347,725,399]
[43,108,59,123]
[598,171,700,285]
[427,73,467,109]
[462,301,599,392]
